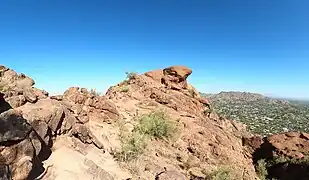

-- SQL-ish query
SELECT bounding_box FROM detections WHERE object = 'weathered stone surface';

[23,87,38,103]
[18,99,66,135]
[144,65,192,91]
[163,66,192,79]
[0,109,31,142]
[0,66,48,111]
[156,170,187,180]
[144,69,164,82]
[267,132,309,158]
[8,64,309,180]
[189,167,206,179]
[70,124,104,149]
[242,135,264,154]
[0,135,38,180]
[6,95,27,108]
[31,119,51,146]
[105,66,258,179]
[63,87,119,120]
[0,150,11,180]
[83,159,114,180]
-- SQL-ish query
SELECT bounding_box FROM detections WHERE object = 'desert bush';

[206,167,232,180]
[113,131,148,162]
[254,155,309,180]
[119,86,129,92]
[113,110,176,162]
[90,88,101,96]
[135,110,176,139]
[125,72,137,80]
[256,159,268,180]
[270,154,309,166]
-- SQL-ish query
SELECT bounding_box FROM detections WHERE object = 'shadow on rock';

[251,132,309,180]
[27,129,53,180]
[267,162,309,180]
[0,154,12,180]
[0,93,12,114]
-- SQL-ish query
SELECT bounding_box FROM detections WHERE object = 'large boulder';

[144,66,200,98]
[0,109,46,180]
[163,65,192,81]
[144,69,164,82]
[0,109,31,142]
[17,99,67,136]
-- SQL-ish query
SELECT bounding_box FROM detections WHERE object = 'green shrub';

[206,167,232,180]
[90,88,101,96]
[254,155,309,180]
[113,110,176,162]
[119,86,129,92]
[113,131,148,162]
[270,155,309,166]
[125,72,137,80]
[135,110,176,139]
[256,159,268,180]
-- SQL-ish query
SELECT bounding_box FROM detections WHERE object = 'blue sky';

[0,0,308,99]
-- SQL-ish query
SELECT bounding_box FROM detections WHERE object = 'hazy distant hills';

[201,91,309,136]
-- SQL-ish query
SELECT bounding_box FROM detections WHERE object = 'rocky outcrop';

[0,109,46,180]
[106,67,258,179]
[144,65,200,98]
[62,87,119,123]
[2,64,309,180]
[0,65,124,179]
[0,65,48,108]
[267,132,309,159]
[247,132,309,180]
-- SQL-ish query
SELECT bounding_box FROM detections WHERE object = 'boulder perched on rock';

[144,66,201,99]
[106,66,258,179]
[163,65,192,81]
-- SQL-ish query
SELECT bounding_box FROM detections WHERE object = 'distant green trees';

[202,92,309,135]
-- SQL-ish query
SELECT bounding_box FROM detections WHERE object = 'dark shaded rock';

[242,135,264,154]
[0,93,11,114]
[0,110,31,143]
[70,124,104,149]
[0,154,11,180]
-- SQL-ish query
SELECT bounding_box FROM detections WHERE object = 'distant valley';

[201,91,309,136]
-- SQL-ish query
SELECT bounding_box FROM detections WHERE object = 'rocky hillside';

[202,92,309,136]
[0,65,309,180]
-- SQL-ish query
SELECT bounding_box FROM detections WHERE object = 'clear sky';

[0,0,308,99]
